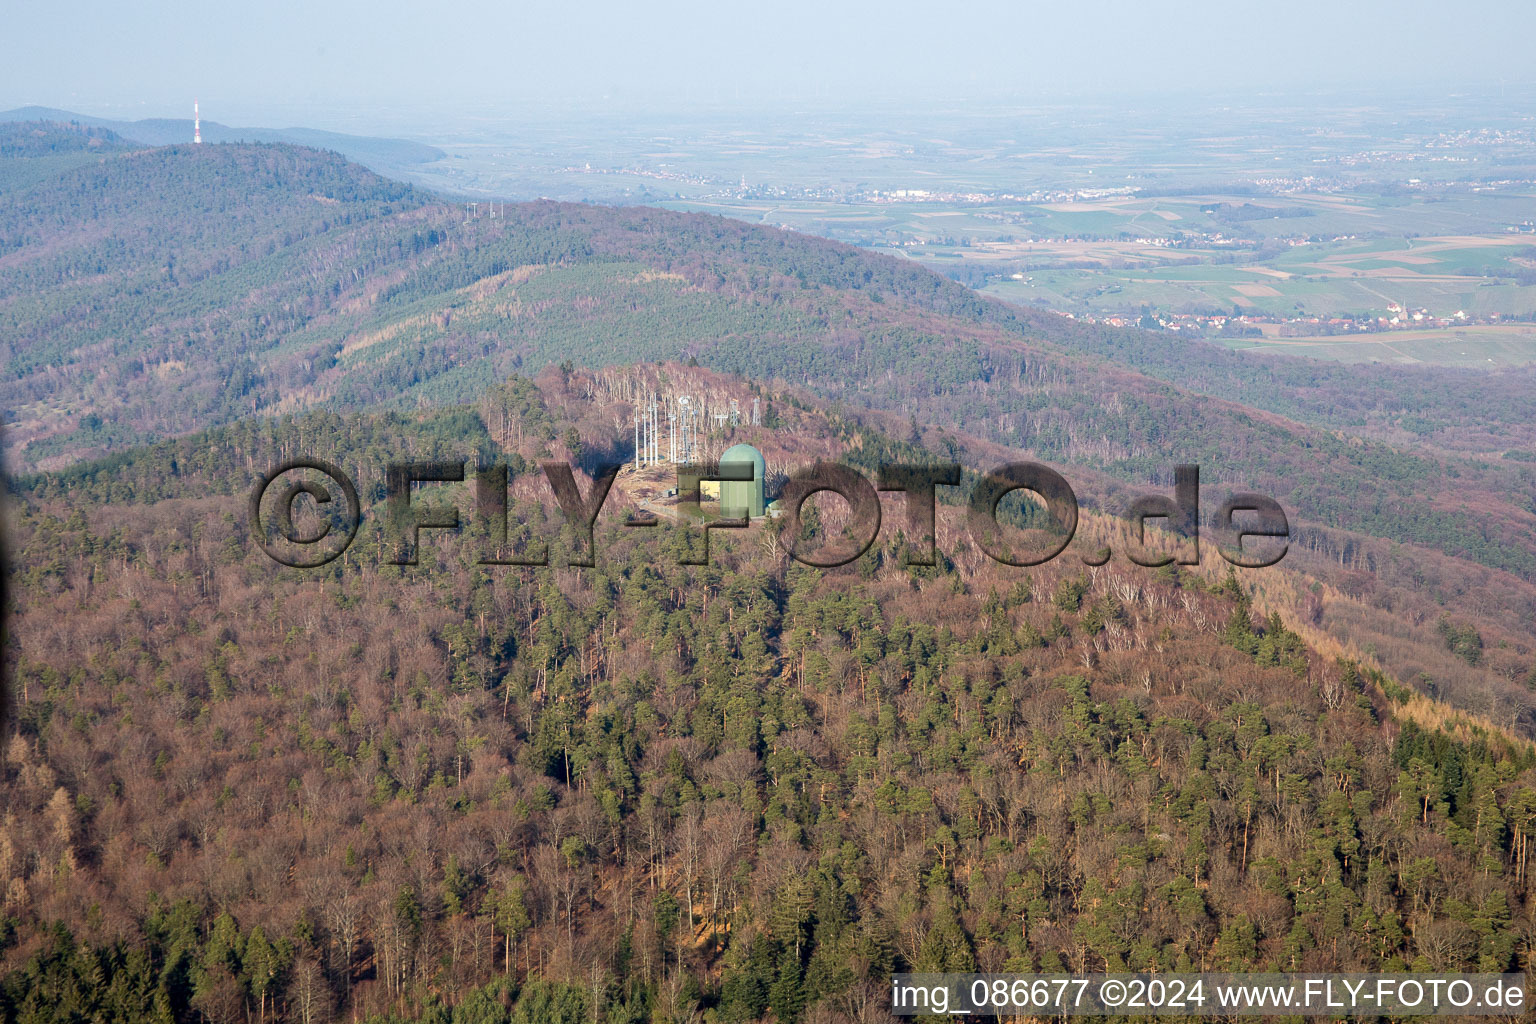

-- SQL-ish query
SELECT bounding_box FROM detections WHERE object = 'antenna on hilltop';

[193,99,201,145]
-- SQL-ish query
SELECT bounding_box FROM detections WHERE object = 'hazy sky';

[4,0,1534,131]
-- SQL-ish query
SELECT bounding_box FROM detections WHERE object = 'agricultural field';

[662,190,1536,328]
[1217,323,1536,367]
[978,233,1536,320]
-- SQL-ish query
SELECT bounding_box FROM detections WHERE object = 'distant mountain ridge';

[0,104,445,168]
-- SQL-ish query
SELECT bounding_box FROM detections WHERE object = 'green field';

[1217,324,1536,367]
[980,255,1536,319]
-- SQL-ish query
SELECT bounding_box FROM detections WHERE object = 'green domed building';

[719,443,766,519]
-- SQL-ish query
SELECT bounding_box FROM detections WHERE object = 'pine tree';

[768,945,807,1024]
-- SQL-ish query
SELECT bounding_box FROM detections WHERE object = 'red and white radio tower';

[193,99,201,145]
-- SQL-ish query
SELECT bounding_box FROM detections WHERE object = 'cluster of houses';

[1071,305,1510,337]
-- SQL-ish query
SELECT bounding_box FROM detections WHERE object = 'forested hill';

[0,107,446,167]
[0,122,130,159]
[5,140,1536,734]
[1047,316,1536,459]
[6,367,1536,1024]
[0,122,134,192]
[2,142,427,466]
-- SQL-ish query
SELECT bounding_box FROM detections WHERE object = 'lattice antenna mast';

[194,99,201,145]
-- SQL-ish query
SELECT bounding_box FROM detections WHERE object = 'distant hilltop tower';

[193,100,201,145]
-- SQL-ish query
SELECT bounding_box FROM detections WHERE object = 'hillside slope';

[5,368,1536,1023]
[4,141,1536,734]
[0,122,132,192]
